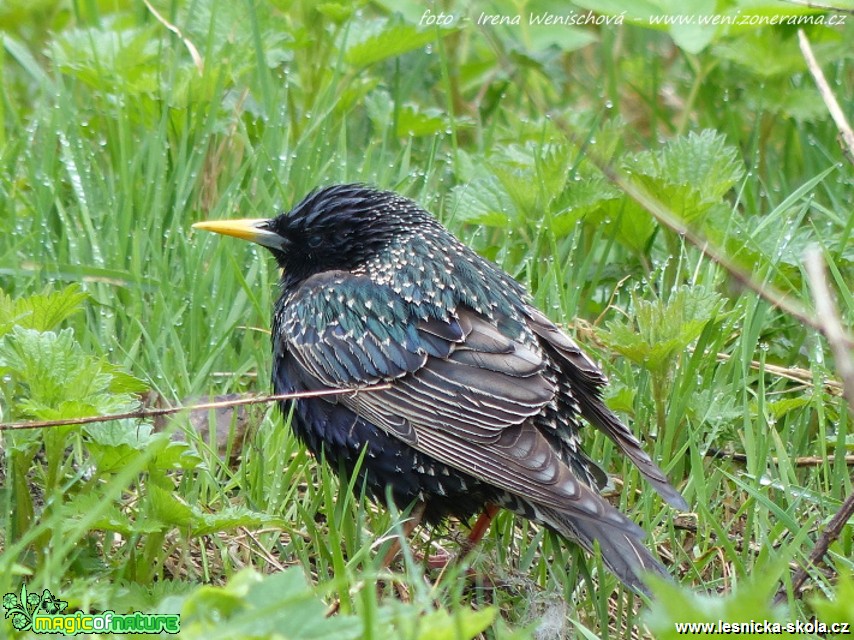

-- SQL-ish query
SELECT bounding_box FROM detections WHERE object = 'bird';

[193,183,687,594]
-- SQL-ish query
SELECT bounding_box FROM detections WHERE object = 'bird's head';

[193,184,439,284]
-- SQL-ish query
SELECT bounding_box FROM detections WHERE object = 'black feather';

[199,184,687,593]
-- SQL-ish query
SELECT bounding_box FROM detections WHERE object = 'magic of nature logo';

[3,584,180,635]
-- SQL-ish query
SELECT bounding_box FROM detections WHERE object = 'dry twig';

[143,0,204,74]
[798,28,854,164]
[773,249,854,604]
[0,385,391,431]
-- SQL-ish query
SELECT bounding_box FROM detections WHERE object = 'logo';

[4,585,180,635]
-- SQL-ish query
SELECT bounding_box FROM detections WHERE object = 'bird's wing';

[281,272,638,518]
[524,306,688,510]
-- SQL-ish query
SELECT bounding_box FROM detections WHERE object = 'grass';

[1,0,853,637]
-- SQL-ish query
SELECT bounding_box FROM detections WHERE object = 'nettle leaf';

[600,198,657,254]
[60,493,139,536]
[315,3,354,24]
[190,507,286,537]
[16,398,120,421]
[666,0,718,54]
[0,284,87,335]
[810,572,854,625]
[389,604,497,640]
[49,25,160,95]
[85,420,155,448]
[550,175,621,235]
[644,568,789,639]
[85,426,202,474]
[449,175,517,227]
[601,285,723,376]
[345,21,449,67]
[148,483,197,528]
[488,142,569,215]
[660,130,743,202]
[0,326,146,421]
[0,327,107,410]
[624,130,742,225]
[713,29,806,78]
[450,142,573,228]
[145,483,282,535]
[105,365,150,395]
[395,104,448,137]
[767,397,811,420]
[171,568,363,639]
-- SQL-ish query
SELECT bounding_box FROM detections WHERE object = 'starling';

[194,184,687,593]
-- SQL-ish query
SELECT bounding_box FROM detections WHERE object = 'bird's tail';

[580,400,688,511]
[537,504,668,595]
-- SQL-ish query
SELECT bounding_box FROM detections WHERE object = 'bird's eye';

[307,234,323,249]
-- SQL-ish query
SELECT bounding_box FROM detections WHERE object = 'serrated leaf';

[49,26,160,95]
[395,105,447,137]
[0,321,144,424]
[173,569,363,640]
[624,130,743,226]
[713,27,806,77]
[449,177,517,227]
[148,484,197,528]
[644,569,790,638]
[104,365,148,394]
[85,424,202,473]
[600,198,657,253]
[190,507,286,537]
[600,285,723,376]
[345,22,446,67]
[810,572,854,625]
[315,3,354,23]
[0,327,107,411]
[85,420,154,448]
[395,606,497,640]
[660,130,743,203]
[0,285,87,334]
[767,397,811,420]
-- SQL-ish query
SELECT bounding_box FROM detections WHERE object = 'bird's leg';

[424,502,500,569]
[464,503,500,551]
[380,501,427,568]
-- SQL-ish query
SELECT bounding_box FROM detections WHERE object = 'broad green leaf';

[450,176,517,227]
[394,606,497,640]
[644,568,791,638]
[346,23,447,67]
[0,326,142,421]
[0,285,87,334]
[173,569,363,640]
[666,0,718,54]
[49,26,160,95]
[395,105,447,137]
[810,572,854,625]
[191,508,286,537]
[600,285,723,375]
[147,484,197,528]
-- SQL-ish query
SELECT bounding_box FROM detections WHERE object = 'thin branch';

[785,0,854,13]
[0,385,391,432]
[774,492,854,605]
[143,0,204,74]
[798,28,854,164]
[705,447,854,468]
[803,248,854,416]
[772,248,854,604]
[714,352,844,395]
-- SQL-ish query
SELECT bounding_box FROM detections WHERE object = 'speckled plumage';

[199,184,687,594]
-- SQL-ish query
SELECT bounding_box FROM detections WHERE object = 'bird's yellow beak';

[192,218,283,250]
